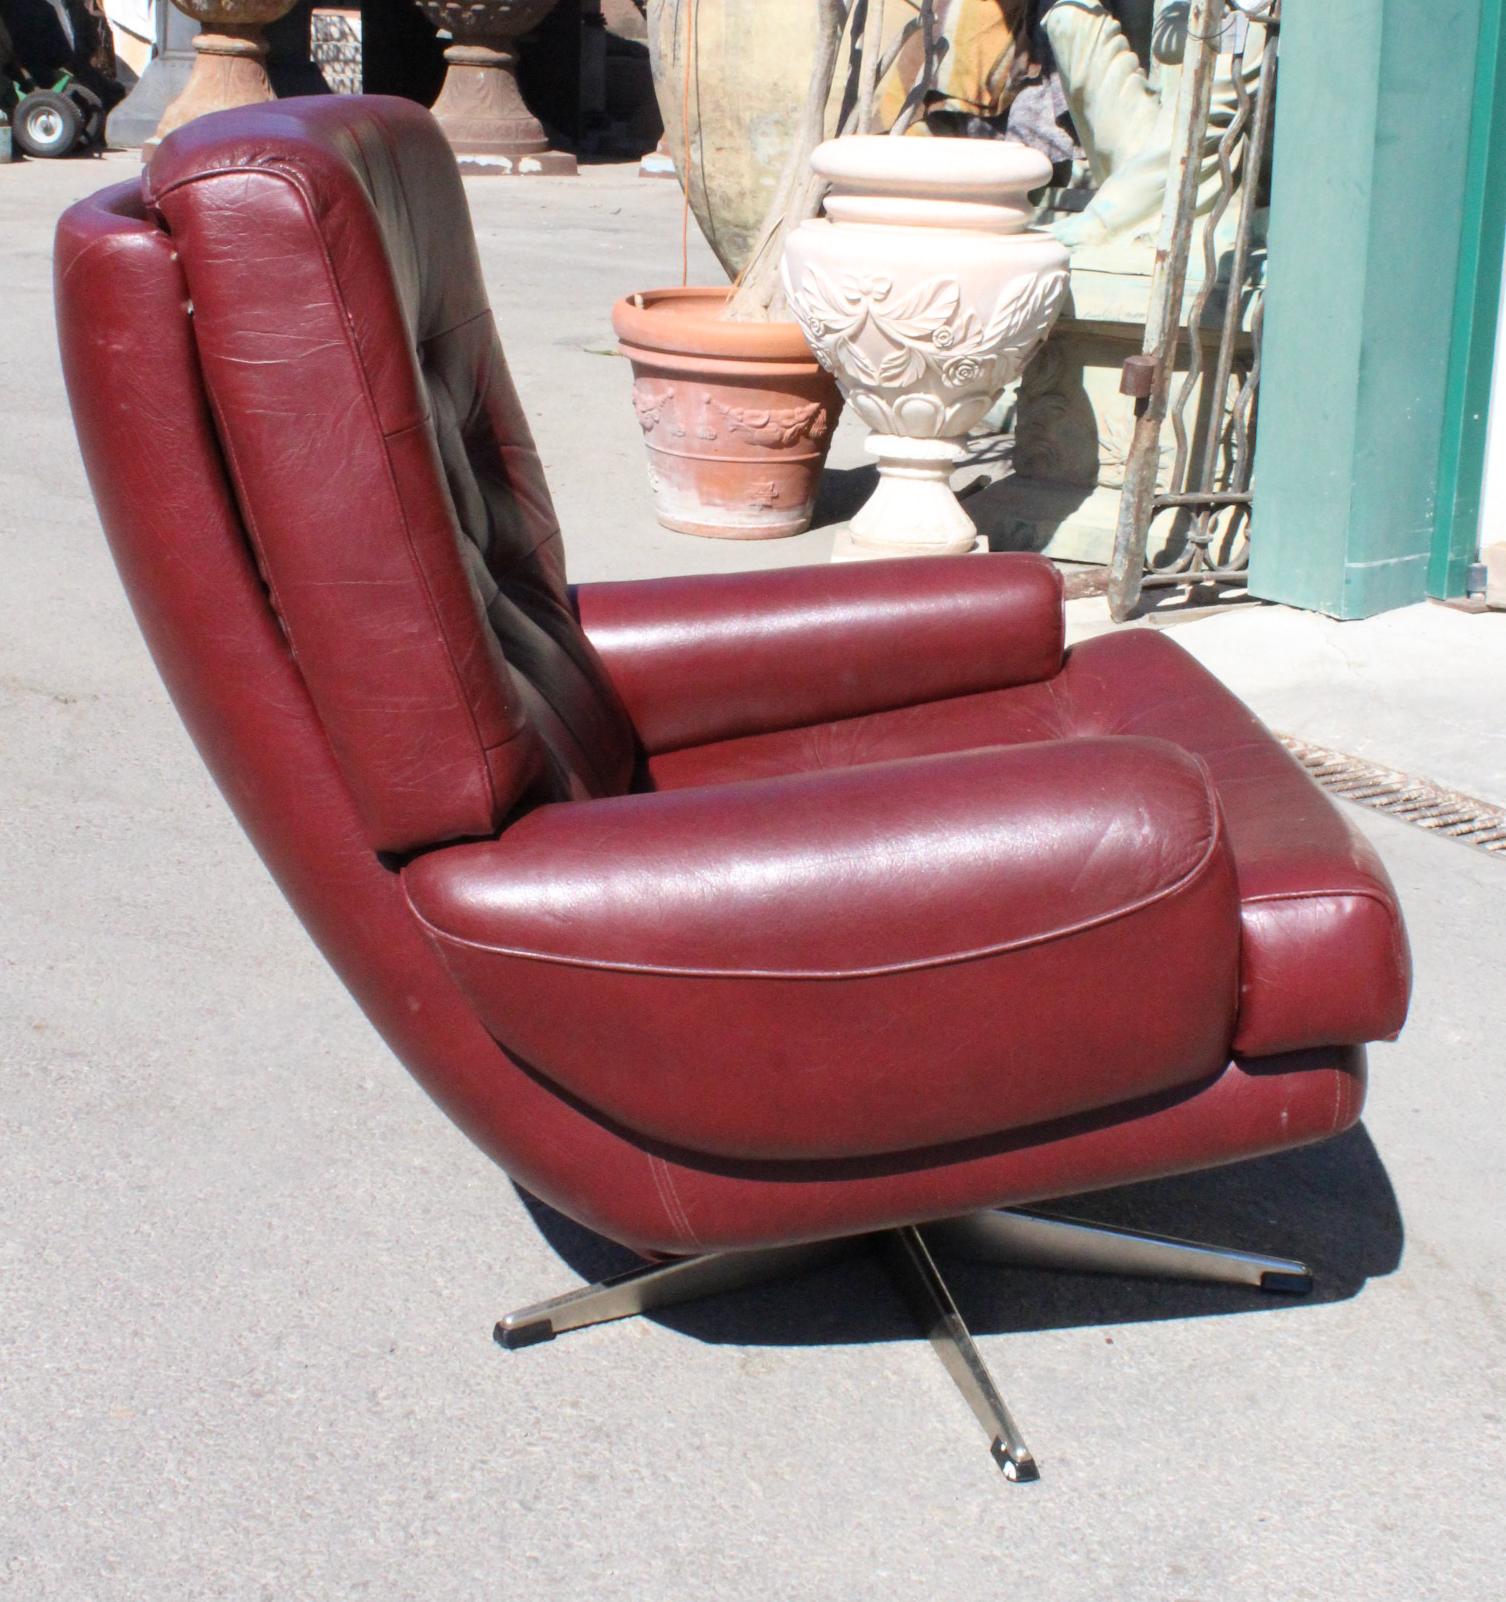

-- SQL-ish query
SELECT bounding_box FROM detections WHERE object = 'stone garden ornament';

[783,135,1068,559]
[623,1,1064,547]
[1045,0,1264,254]
[416,0,577,173]
[992,0,1272,568]
[152,0,296,152]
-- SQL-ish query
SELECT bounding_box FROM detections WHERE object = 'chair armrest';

[572,552,1064,756]
[402,735,1239,1162]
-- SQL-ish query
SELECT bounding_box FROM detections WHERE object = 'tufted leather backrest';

[142,97,635,853]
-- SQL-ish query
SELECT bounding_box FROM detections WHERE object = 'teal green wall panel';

[1430,0,1506,598]
[1250,0,1489,617]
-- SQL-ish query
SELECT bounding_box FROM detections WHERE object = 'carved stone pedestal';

[990,244,1257,565]
[147,1,296,155]
[832,439,985,563]
[417,1,577,174]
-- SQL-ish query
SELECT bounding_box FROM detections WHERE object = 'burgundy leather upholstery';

[405,737,1240,1159]
[55,97,1409,1256]
[144,98,634,852]
[637,627,1412,1062]
[573,555,1064,754]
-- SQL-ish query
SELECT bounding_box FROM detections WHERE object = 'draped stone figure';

[1042,0,1263,252]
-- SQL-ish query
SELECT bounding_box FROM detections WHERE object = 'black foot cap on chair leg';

[1259,1270,1314,1296]
[495,1317,556,1349]
[992,1441,1041,1483]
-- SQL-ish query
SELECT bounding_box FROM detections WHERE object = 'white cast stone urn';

[782,137,1069,560]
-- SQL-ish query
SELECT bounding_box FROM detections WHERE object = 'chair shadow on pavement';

[515,1123,1403,1347]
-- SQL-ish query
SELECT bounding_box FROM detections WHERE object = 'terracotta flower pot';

[612,288,842,540]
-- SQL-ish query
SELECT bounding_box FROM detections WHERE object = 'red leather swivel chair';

[54,97,1410,1481]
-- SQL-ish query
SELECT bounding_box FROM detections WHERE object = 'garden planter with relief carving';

[782,137,1069,561]
[612,288,842,540]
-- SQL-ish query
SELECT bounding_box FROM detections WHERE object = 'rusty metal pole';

[856,0,888,134]
[1107,0,1226,622]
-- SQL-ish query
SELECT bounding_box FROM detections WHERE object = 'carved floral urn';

[415,0,576,174]
[782,137,1069,560]
[149,0,296,153]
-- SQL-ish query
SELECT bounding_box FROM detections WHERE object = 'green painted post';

[1430,0,1506,598]
[1250,1,1491,617]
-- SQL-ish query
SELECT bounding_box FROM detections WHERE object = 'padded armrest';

[573,552,1064,756]
[403,735,1240,1162]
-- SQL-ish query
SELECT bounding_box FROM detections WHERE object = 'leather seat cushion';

[646,628,1412,1060]
[404,735,1242,1160]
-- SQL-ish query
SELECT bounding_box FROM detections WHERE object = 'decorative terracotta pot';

[415,0,576,174]
[149,0,295,153]
[612,288,842,540]
[782,136,1070,561]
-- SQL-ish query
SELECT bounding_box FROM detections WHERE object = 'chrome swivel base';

[496,1207,1312,1482]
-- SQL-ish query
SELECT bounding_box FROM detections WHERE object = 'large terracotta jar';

[415,0,577,173]
[613,289,842,539]
[646,0,830,276]
[783,137,1069,560]
[149,0,296,152]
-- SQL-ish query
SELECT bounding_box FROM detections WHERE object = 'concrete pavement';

[3,150,1504,1602]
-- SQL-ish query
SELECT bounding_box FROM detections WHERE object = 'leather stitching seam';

[649,1156,697,1251]
[403,784,1228,979]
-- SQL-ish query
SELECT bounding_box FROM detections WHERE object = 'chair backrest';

[129,96,634,853]
[53,146,656,1235]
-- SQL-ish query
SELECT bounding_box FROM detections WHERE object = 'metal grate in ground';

[1279,736,1506,857]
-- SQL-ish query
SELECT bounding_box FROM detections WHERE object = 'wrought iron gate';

[1108,0,1281,620]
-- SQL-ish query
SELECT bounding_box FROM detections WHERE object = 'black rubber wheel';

[67,83,105,148]
[12,90,83,158]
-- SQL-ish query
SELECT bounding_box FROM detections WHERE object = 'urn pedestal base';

[834,437,986,562]
[146,24,281,155]
[430,41,577,175]
[108,5,199,150]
